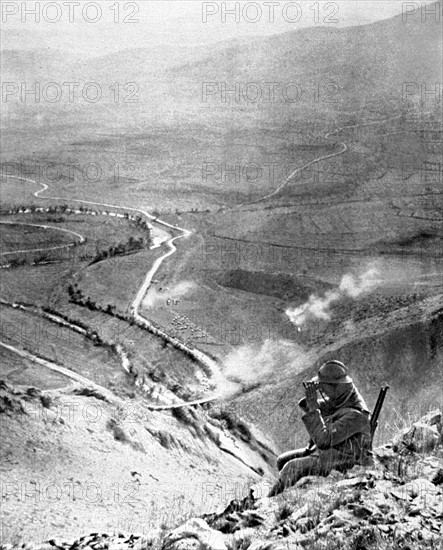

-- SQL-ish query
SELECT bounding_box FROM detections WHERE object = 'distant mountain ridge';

[2,3,441,108]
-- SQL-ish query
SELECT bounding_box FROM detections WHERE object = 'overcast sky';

[1,1,437,56]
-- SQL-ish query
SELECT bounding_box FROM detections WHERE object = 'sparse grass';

[171,406,210,440]
[158,431,172,448]
[204,424,221,446]
[171,405,198,425]
[274,501,294,522]
[308,491,352,528]
[72,385,109,402]
[145,426,176,449]
[209,408,253,443]
[386,407,424,443]
[302,530,443,550]
[226,532,253,550]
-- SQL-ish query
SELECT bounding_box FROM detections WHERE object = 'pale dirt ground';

[1,385,270,545]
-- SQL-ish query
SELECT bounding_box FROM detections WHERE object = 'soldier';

[268,360,373,496]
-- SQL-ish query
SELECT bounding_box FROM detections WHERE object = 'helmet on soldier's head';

[311,360,352,384]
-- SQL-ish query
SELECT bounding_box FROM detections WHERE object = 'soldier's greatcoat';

[270,384,373,496]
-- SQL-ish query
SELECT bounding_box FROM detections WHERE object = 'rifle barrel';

[370,386,389,436]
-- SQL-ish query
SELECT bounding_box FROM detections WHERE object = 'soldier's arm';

[301,408,370,450]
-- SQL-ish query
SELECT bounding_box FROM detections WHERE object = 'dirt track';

[2,112,432,410]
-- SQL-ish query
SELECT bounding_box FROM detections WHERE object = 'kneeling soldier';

[269,360,373,496]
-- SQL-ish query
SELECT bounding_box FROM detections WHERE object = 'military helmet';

[312,360,352,384]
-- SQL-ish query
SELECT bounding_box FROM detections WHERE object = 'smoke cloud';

[286,267,381,327]
[217,339,309,399]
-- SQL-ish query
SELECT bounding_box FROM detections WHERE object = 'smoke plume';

[286,267,380,327]
[217,339,309,399]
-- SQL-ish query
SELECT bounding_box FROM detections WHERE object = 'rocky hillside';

[0,380,275,545]
[5,408,442,550]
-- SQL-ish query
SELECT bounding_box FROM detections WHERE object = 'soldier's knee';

[276,455,288,471]
[280,458,299,479]
[277,448,309,471]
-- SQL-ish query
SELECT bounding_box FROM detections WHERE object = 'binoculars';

[303,381,320,390]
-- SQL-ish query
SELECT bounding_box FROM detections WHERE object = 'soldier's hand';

[304,381,319,412]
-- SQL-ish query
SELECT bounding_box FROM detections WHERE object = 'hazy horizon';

[2,0,438,57]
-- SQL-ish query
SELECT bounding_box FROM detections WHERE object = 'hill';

[6,406,442,549]
[0,4,442,547]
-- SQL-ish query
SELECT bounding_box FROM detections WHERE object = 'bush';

[40,395,52,409]
[210,408,252,442]
[158,431,173,449]
[236,420,252,442]
[107,418,129,443]
[275,502,294,522]
[171,406,198,426]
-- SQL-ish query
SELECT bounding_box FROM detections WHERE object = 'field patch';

[0,263,75,305]
[75,247,164,313]
[0,344,69,390]
[0,223,74,254]
[0,305,130,393]
[58,303,211,400]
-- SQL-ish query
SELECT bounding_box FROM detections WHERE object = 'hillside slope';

[9,408,443,549]
[0,380,274,544]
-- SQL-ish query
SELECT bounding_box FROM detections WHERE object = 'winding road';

[2,177,224,407]
[245,113,403,204]
[1,113,405,408]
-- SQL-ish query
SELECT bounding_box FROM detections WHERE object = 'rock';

[250,479,273,499]
[166,540,199,550]
[163,518,227,550]
[247,542,273,550]
[420,410,442,433]
[294,517,315,534]
[344,465,369,477]
[411,456,443,482]
[289,503,310,523]
[432,468,443,485]
[390,487,411,501]
[351,525,382,548]
[294,476,319,489]
[402,478,438,498]
[317,509,356,530]
[335,476,368,489]
[47,539,67,548]
[346,503,376,519]
[238,510,265,528]
[374,445,397,462]
[402,423,440,452]
[226,528,257,550]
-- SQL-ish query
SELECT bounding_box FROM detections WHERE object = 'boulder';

[162,518,227,550]
[390,477,438,501]
[420,410,442,434]
[402,423,440,452]
[411,456,443,482]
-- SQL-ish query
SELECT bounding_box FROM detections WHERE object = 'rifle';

[370,386,389,438]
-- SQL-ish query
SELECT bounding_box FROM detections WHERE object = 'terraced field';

[0,304,129,393]
[0,343,69,389]
[0,223,74,254]
[58,303,210,397]
[0,263,75,305]
[74,248,164,313]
